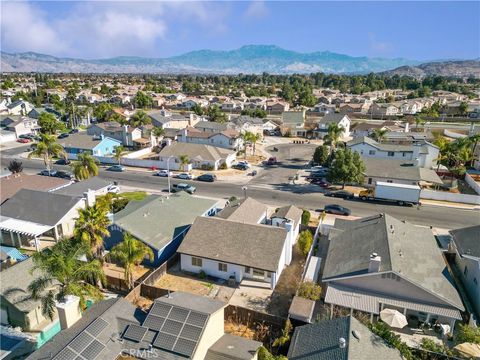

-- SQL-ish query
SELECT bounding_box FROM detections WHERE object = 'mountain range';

[1,45,479,77]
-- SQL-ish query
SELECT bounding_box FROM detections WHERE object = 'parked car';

[19,134,34,139]
[307,172,328,180]
[176,173,194,180]
[155,170,173,177]
[324,190,354,199]
[307,165,327,172]
[39,169,57,177]
[171,183,196,194]
[69,129,79,134]
[55,158,71,165]
[310,178,331,188]
[232,163,249,171]
[107,165,125,172]
[323,204,351,216]
[266,157,277,165]
[196,173,216,182]
[57,133,69,139]
[107,185,120,194]
[237,161,250,167]
[55,170,75,180]
[17,138,30,143]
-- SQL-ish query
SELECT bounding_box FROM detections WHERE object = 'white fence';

[123,147,153,159]
[465,173,480,195]
[420,189,480,205]
[443,129,467,139]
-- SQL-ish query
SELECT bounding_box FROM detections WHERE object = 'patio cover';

[325,284,462,320]
[0,217,53,237]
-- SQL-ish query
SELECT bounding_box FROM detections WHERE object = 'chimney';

[56,295,82,330]
[368,252,381,273]
[339,337,346,349]
[83,189,96,207]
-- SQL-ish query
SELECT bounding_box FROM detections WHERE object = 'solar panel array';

[140,301,209,358]
[123,324,149,342]
[53,317,108,360]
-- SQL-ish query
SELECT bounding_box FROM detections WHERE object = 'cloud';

[368,33,393,55]
[244,1,269,21]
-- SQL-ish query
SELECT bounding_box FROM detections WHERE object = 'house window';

[191,257,202,267]
[245,266,251,274]
[402,152,406,157]
[369,150,376,155]
[266,272,272,278]
[388,152,395,157]
[218,263,228,272]
[464,266,468,276]
[387,180,393,183]
[368,178,373,185]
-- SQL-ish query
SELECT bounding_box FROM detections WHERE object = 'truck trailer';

[359,182,421,206]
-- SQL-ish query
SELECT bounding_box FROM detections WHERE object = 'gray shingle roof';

[205,334,262,360]
[155,291,225,315]
[178,216,288,272]
[216,197,267,224]
[0,189,82,226]
[272,205,303,226]
[450,225,480,258]
[114,193,218,250]
[194,121,228,131]
[323,214,464,310]
[159,142,234,162]
[287,316,402,360]
[319,113,350,125]
[347,136,414,152]
[53,177,111,197]
[58,133,120,150]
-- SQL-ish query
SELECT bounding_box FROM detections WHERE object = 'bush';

[258,347,287,360]
[228,196,237,202]
[200,164,214,171]
[301,210,311,226]
[297,230,313,257]
[297,281,322,301]
[219,162,227,170]
[112,198,129,213]
[457,323,480,344]
[198,270,207,279]
[8,159,23,174]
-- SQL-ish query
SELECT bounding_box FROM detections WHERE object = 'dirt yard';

[155,273,214,296]
[103,262,150,281]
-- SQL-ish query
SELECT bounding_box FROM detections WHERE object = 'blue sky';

[1,1,478,61]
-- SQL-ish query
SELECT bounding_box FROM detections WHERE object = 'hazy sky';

[1,1,478,61]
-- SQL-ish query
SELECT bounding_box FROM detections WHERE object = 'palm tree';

[28,134,65,173]
[28,238,105,320]
[371,128,388,143]
[324,124,345,151]
[250,133,261,156]
[71,153,99,180]
[113,145,126,165]
[109,233,153,289]
[241,131,253,159]
[130,110,151,127]
[74,202,110,258]
[179,154,189,171]
[467,134,480,167]
[152,127,165,146]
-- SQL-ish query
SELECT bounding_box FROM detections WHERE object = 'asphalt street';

[1,143,478,229]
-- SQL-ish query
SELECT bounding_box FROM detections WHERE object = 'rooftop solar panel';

[80,339,105,360]
[173,337,197,357]
[74,357,85,360]
[143,314,166,331]
[53,347,76,360]
[150,302,172,317]
[161,319,183,336]
[180,324,203,341]
[168,307,189,323]
[152,332,177,351]
[123,324,149,342]
[85,318,108,337]
[186,311,208,327]
[69,332,94,353]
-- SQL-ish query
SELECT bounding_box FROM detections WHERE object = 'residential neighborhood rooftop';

[450,225,480,258]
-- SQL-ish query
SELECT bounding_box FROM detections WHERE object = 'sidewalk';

[420,198,480,210]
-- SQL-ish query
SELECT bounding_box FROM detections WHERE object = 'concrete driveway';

[229,279,273,313]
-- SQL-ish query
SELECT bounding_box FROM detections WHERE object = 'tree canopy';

[328,148,366,188]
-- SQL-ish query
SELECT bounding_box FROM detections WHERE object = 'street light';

[242,186,248,199]
[167,155,174,195]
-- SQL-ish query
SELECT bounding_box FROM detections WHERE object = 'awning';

[325,284,462,320]
[0,217,53,237]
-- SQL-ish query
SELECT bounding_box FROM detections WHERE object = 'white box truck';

[359,182,421,206]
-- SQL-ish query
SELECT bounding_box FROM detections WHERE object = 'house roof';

[178,216,287,272]
[287,316,402,360]
[52,177,111,197]
[159,142,235,162]
[362,157,443,184]
[194,121,229,131]
[216,197,267,224]
[0,189,82,226]
[347,136,414,152]
[230,115,264,126]
[205,334,262,360]
[450,225,480,258]
[0,173,70,204]
[114,192,218,251]
[155,291,226,315]
[58,133,120,150]
[288,296,315,322]
[272,205,303,226]
[92,121,123,132]
[319,113,350,125]
[323,214,464,310]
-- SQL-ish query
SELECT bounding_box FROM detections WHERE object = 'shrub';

[198,270,207,279]
[219,162,227,170]
[112,198,129,213]
[200,164,214,171]
[228,196,237,202]
[457,323,480,344]
[297,281,322,301]
[297,230,313,257]
[8,159,23,174]
[301,210,311,226]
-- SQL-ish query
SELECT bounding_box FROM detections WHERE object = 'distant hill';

[381,60,480,79]
[1,45,420,74]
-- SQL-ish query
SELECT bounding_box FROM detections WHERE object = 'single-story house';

[362,157,443,187]
[194,121,229,133]
[315,113,351,139]
[106,192,220,267]
[158,142,236,171]
[27,291,261,360]
[52,177,112,197]
[58,133,122,158]
[0,189,86,247]
[322,214,465,330]
[348,136,439,168]
[449,225,480,323]
[217,197,268,224]
[287,316,402,360]
[178,216,290,289]
[0,173,71,204]
[177,127,243,151]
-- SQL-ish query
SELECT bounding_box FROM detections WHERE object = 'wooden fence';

[224,305,285,328]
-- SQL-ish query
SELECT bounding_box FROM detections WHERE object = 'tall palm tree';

[71,153,99,180]
[371,128,388,143]
[241,131,253,159]
[324,124,344,151]
[113,145,126,165]
[152,127,165,146]
[467,134,480,167]
[250,133,261,156]
[28,134,65,173]
[28,238,105,320]
[74,202,110,258]
[179,154,189,171]
[109,233,153,289]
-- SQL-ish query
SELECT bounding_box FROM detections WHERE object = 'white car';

[107,185,120,194]
[176,172,194,180]
[155,170,173,177]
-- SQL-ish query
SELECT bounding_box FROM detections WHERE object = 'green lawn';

[118,191,148,201]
